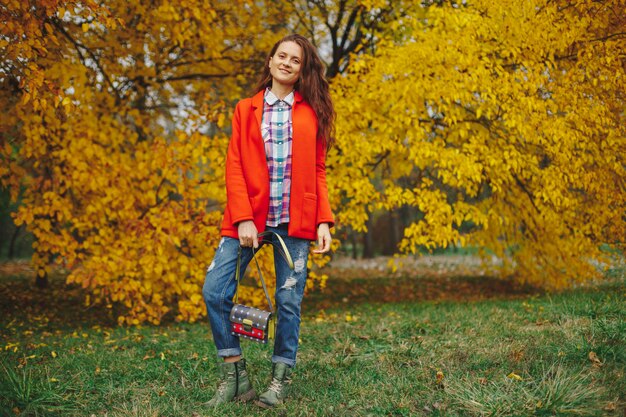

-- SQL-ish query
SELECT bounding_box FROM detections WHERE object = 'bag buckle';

[242,318,253,332]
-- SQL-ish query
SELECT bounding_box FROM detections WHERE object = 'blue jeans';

[202,224,310,367]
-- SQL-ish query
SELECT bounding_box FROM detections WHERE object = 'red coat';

[220,90,334,241]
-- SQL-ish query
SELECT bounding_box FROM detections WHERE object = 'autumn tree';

[0,0,322,324]
[290,0,415,78]
[330,0,626,288]
[2,0,421,324]
[290,0,421,256]
[4,0,621,326]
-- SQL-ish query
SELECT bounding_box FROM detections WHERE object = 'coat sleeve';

[225,101,254,225]
[316,137,335,228]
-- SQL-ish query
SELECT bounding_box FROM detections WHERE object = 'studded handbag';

[230,231,293,344]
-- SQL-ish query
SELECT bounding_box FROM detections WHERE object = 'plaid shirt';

[261,88,294,226]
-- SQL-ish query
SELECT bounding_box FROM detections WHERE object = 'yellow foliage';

[330,0,625,289]
[4,0,623,325]
[0,0,326,325]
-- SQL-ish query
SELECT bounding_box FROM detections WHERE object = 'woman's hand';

[313,223,332,254]
[237,220,259,248]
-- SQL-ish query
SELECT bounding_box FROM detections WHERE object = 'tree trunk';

[8,224,21,259]
[363,216,375,258]
[36,271,48,289]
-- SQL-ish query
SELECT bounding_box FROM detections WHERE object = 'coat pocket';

[301,193,318,233]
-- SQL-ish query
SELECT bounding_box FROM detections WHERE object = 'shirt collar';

[264,88,295,107]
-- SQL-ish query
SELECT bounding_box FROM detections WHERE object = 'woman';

[202,34,335,408]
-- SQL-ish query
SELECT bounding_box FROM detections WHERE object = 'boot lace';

[268,377,283,394]
[215,380,229,397]
[268,376,290,394]
[216,370,236,398]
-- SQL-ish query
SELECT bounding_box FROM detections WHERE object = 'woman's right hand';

[237,220,259,248]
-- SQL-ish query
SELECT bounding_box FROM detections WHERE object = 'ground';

[0,256,624,416]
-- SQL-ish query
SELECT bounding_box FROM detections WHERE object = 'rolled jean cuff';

[217,347,242,358]
[272,355,296,368]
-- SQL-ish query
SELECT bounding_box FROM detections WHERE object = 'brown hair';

[254,34,335,151]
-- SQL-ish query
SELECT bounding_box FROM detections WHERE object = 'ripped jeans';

[202,224,310,367]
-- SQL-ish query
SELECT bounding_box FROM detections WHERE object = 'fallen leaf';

[436,371,444,384]
[507,372,523,381]
[5,342,19,351]
[588,351,603,367]
[603,402,616,411]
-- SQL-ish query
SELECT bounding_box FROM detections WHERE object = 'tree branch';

[51,18,122,104]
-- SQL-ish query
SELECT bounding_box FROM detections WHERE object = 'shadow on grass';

[3,259,622,332]
[0,272,120,333]
[0,261,542,334]
[305,273,539,311]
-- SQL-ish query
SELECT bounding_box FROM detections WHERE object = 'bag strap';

[234,231,294,313]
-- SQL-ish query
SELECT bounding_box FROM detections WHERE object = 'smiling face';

[268,41,303,89]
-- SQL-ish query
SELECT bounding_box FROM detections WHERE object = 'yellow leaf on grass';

[507,372,523,381]
[436,371,444,384]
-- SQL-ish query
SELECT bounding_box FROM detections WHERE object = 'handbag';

[230,231,294,344]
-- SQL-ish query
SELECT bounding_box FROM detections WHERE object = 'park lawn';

[0,266,624,417]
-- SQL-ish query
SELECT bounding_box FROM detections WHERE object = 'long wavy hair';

[254,34,335,151]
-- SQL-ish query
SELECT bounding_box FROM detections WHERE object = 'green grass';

[0,266,624,416]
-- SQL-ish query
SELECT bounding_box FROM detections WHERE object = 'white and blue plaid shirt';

[261,88,294,227]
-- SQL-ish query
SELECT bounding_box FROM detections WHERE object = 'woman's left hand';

[313,223,332,254]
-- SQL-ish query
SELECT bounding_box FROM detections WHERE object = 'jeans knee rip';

[294,258,306,273]
[280,277,298,290]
